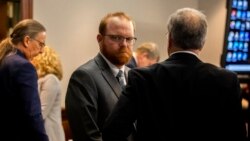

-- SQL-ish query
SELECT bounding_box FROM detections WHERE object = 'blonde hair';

[32,46,63,80]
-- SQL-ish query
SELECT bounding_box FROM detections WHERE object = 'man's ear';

[97,34,103,43]
[97,34,104,50]
[23,36,30,48]
[167,33,173,56]
[167,33,172,49]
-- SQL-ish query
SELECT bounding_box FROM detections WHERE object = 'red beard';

[103,48,132,66]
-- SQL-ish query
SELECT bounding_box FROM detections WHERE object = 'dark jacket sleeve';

[65,69,102,141]
[103,69,139,141]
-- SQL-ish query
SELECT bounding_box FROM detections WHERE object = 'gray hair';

[0,19,46,64]
[136,42,160,62]
[167,8,207,50]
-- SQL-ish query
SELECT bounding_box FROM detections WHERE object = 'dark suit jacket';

[0,50,48,141]
[103,52,246,141]
[126,56,137,68]
[66,53,130,141]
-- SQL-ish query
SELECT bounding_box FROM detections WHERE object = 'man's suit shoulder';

[4,53,30,66]
[78,59,97,70]
[3,54,35,75]
[199,62,238,76]
[129,62,238,79]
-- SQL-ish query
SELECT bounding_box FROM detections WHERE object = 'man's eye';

[114,36,123,40]
[126,38,133,41]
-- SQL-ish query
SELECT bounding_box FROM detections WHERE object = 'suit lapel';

[102,69,122,98]
[94,53,122,98]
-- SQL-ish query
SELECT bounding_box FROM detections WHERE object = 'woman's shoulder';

[40,74,60,83]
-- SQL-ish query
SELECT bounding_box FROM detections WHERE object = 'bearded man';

[65,11,137,141]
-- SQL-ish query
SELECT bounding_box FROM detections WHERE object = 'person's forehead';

[106,17,133,28]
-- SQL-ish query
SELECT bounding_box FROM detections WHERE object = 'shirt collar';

[100,52,125,76]
[170,50,198,57]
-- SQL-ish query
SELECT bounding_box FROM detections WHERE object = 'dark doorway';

[0,0,32,41]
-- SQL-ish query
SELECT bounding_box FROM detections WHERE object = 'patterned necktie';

[116,70,126,89]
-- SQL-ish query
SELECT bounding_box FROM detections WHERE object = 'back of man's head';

[167,8,208,50]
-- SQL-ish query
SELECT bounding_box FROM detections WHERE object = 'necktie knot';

[116,70,126,89]
[116,70,123,78]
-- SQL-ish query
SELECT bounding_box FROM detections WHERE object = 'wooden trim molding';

[20,0,32,19]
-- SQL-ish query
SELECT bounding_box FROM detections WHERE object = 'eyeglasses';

[32,38,46,48]
[104,34,137,45]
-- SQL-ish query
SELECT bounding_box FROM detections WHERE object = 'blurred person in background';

[32,46,65,141]
[126,41,160,68]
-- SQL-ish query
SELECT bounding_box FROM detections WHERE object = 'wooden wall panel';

[20,0,33,19]
[0,1,8,41]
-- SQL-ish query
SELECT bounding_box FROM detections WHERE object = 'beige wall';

[33,0,226,107]
[199,0,227,67]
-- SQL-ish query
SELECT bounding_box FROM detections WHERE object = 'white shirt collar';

[100,52,125,76]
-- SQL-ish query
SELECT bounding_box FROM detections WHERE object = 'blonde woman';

[32,46,65,141]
